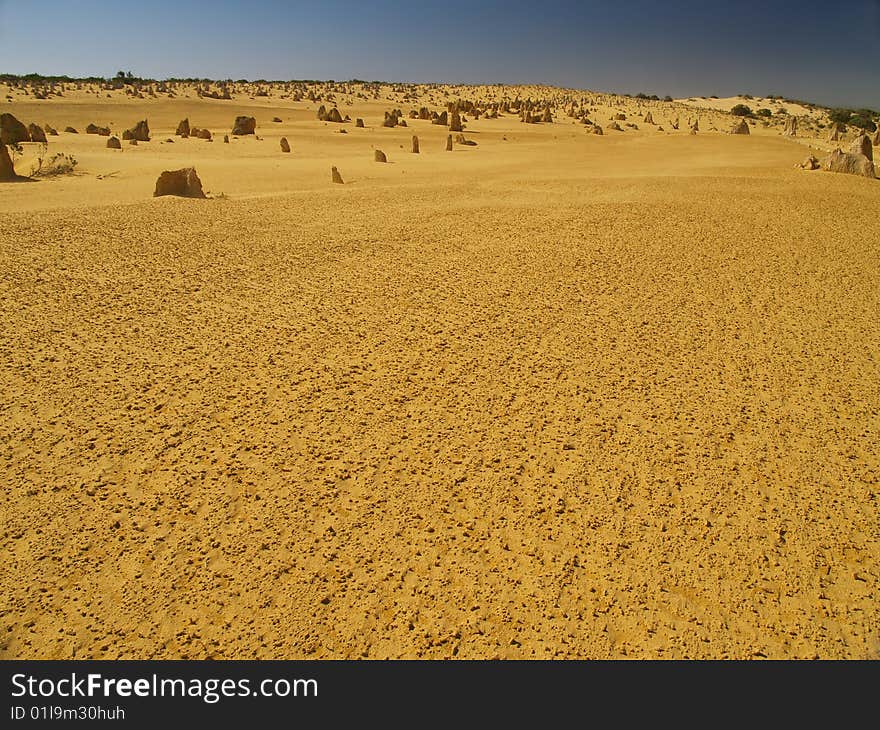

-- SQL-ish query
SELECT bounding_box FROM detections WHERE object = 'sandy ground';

[2,84,878,659]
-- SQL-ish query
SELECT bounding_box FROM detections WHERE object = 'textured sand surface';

[2,85,878,658]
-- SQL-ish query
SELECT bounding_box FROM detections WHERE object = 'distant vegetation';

[829,108,877,132]
[2,73,877,126]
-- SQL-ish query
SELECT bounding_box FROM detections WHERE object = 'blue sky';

[1,0,878,109]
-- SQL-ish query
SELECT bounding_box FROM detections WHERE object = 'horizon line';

[4,71,876,113]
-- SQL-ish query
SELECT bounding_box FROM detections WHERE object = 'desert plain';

[1,79,878,658]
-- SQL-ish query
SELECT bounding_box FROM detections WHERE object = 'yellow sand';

[1,83,878,659]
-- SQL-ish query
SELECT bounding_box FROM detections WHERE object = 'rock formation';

[849,133,873,162]
[154,168,207,197]
[783,117,797,137]
[331,166,344,184]
[86,123,111,136]
[730,119,750,135]
[107,136,121,149]
[374,149,387,162]
[1,113,30,144]
[450,109,463,132]
[176,119,190,137]
[411,135,419,153]
[822,148,875,178]
[232,116,256,135]
[280,137,290,153]
[827,122,844,142]
[446,134,453,151]
[122,120,150,142]
[28,123,47,143]
[799,155,819,170]
[0,142,16,180]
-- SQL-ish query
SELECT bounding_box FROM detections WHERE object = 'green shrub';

[828,108,878,132]
[731,104,752,116]
[756,108,772,117]
[849,115,877,132]
[29,148,78,177]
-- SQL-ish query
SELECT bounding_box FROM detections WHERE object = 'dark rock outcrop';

[123,120,150,142]
[28,123,47,143]
[154,167,207,198]
[0,142,16,180]
[232,116,256,135]
[1,113,29,144]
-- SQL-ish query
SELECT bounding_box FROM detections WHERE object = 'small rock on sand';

[232,116,256,135]
[154,167,207,198]
[28,123,47,143]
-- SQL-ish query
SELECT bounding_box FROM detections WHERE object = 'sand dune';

[2,81,878,659]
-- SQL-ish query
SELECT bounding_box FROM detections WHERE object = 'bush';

[849,115,877,132]
[663,95,673,102]
[731,104,752,116]
[29,147,78,177]
[829,108,852,125]
[756,108,772,117]
[828,108,878,132]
